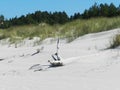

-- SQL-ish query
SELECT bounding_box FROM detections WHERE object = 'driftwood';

[31,46,44,56]
[0,58,4,61]
[48,60,63,67]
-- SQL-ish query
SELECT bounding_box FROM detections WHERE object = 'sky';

[0,0,119,19]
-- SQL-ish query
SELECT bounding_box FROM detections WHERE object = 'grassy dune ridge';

[0,17,120,43]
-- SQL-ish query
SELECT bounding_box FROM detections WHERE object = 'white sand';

[0,29,120,90]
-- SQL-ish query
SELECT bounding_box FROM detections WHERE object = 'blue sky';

[0,0,119,19]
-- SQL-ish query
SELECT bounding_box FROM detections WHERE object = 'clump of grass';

[110,34,120,48]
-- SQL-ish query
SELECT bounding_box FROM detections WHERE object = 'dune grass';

[109,34,120,48]
[0,17,120,43]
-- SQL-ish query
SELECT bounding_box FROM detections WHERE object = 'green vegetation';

[61,17,120,42]
[110,34,120,48]
[0,17,120,43]
[0,3,120,46]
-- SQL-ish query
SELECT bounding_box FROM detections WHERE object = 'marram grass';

[110,34,120,48]
[0,17,120,43]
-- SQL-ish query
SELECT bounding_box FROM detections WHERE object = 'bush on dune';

[110,34,120,48]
